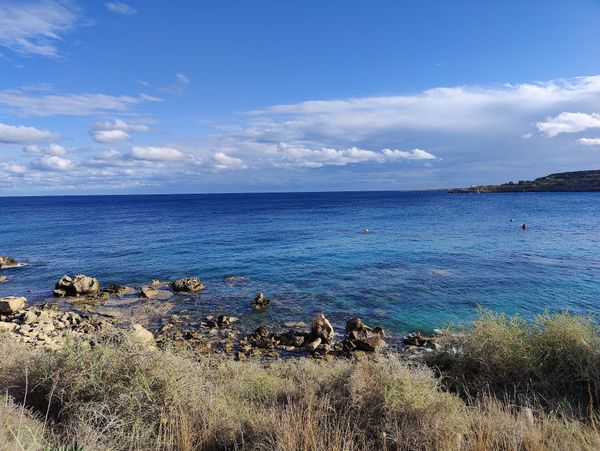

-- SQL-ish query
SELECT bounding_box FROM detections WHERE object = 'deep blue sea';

[0,192,599,335]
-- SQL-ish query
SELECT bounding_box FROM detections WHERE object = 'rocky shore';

[0,256,448,361]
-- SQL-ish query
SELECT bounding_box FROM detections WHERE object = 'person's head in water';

[521,223,527,230]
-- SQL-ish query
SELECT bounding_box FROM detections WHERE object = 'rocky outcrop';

[252,292,270,311]
[0,276,8,284]
[0,256,19,269]
[54,275,100,297]
[172,277,205,293]
[0,303,114,350]
[0,296,26,314]
[344,317,386,352]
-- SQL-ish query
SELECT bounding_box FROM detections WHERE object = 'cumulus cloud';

[0,122,58,143]
[213,152,246,170]
[31,155,74,171]
[129,146,184,161]
[105,2,137,15]
[0,0,81,57]
[0,89,161,117]
[93,119,151,133]
[577,138,600,146]
[90,129,130,143]
[23,143,67,155]
[0,162,27,174]
[274,144,436,168]
[536,112,600,137]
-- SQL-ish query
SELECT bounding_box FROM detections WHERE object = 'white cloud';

[0,122,58,143]
[382,148,436,160]
[0,162,27,174]
[536,112,600,137]
[23,143,66,155]
[577,137,600,146]
[0,0,81,58]
[176,73,190,84]
[93,119,150,133]
[0,90,161,117]
[274,144,436,168]
[90,129,130,143]
[130,146,184,161]
[31,155,74,171]
[213,152,246,170]
[106,2,137,15]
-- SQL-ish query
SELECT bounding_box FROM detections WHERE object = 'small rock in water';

[0,256,20,269]
[224,275,247,283]
[150,279,169,288]
[0,276,7,283]
[283,321,306,329]
[252,292,270,311]
[172,277,205,293]
[0,296,26,314]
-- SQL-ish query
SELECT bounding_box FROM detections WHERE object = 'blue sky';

[1,0,600,195]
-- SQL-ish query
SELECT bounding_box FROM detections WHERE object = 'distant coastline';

[448,169,600,193]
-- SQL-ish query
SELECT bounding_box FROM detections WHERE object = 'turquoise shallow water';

[0,191,599,334]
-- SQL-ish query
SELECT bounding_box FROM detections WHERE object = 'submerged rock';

[0,296,26,314]
[224,275,247,283]
[103,284,135,297]
[0,256,19,269]
[140,286,171,300]
[172,277,205,293]
[54,274,100,297]
[252,292,270,311]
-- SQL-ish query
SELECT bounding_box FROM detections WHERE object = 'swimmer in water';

[364,227,369,233]
[521,223,527,230]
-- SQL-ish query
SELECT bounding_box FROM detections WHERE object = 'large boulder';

[54,274,100,297]
[0,296,26,314]
[0,256,19,269]
[172,277,205,293]
[310,313,335,344]
[131,324,154,344]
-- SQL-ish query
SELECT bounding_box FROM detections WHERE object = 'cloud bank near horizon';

[1,75,600,193]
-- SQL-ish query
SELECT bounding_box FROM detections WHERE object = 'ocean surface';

[0,191,599,335]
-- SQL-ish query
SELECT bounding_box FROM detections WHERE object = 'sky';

[1,0,600,195]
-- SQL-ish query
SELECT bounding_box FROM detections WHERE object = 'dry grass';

[1,310,599,450]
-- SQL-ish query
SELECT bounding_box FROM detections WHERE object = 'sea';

[0,191,599,336]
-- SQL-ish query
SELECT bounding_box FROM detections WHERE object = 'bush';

[429,310,600,414]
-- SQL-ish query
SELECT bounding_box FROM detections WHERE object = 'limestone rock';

[140,286,171,299]
[0,296,26,314]
[0,256,19,269]
[0,276,7,283]
[172,277,205,293]
[54,274,100,297]
[131,324,154,344]
[310,313,335,344]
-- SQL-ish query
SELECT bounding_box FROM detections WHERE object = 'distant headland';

[449,170,600,193]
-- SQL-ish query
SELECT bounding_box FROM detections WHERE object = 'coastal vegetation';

[449,169,600,192]
[2,310,600,450]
